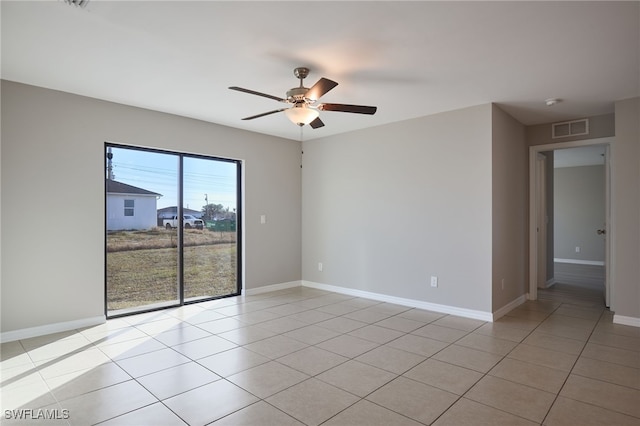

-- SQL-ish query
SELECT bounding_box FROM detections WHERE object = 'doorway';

[105,143,242,317]
[529,137,613,307]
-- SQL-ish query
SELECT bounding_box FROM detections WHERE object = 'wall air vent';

[552,119,589,139]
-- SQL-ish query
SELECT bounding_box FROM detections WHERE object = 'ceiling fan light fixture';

[284,105,319,126]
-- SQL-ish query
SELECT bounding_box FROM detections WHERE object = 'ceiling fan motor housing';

[287,87,309,103]
[289,67,312,103]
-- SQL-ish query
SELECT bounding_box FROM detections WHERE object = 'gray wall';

[491,105,528,311]
[302,104,493,313]
[527,113,615,146]
[1,81,302,333]
[554,165,605,262]
[612,98,639,319]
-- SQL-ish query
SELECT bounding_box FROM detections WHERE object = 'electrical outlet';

[260,215,266,224]
[501,278,505,290]
[318,262,323,272]
[430,276,438,288]
[575,246,581,253]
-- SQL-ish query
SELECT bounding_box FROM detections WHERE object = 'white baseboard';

[545,278,557,288]
[244,280,301,296]
[492,294,527,321]
[613,314,640,328]
[302,280,493,322]
[0,316,106,343]
[554,258,605,266]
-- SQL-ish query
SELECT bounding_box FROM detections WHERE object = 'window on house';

[124,199,134,216]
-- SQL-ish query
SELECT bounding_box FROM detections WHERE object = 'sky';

[107,146,237,211]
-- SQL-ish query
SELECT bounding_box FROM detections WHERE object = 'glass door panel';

[106,144,241,317]
[106,147,180,316]
[182,156,239,301]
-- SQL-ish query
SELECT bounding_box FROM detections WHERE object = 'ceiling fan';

[229,67,377,129]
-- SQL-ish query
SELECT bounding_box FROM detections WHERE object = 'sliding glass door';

[183,156,239,301]
[105,144,241,317]
[105,148,180,314]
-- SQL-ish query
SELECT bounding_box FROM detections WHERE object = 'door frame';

[535,153,548,290]
[528,137,614,305]
[104,142,243,318]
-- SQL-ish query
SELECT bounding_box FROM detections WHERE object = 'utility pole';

[106,147,114,180]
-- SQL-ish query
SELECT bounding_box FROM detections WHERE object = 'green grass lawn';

[106,229,237,311]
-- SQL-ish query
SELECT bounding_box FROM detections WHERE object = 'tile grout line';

[429,316,549,425]
[202,304,450,426]
[538,304,607,425]
[541,305,640,422]
[428,301,563,425]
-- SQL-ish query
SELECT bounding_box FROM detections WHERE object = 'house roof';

[157,206,202,216]
[106,180,161,197]
[2,2,638,141]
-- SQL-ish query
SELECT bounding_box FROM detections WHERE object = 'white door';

[536,153,547,289]
[604,145,611,307]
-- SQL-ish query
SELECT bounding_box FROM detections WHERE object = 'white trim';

[613,315,640,328]
[604,144,611,308]
[0,316,105,343]
[244,280,301,296]
[545,278,557,288]
[302,281,493,322]
[554,258,605,266]
[492,294,528,321]
[240,159,246,297]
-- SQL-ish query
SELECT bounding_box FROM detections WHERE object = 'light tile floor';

[1,285,639,425]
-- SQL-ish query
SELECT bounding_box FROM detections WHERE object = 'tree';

[202,203,225,221]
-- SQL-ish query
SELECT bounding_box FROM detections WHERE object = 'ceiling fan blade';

[309,117,325,129]
[305,78,338,101]
[229,86,286,102]
[241,109,287,120]
[318,103,377,115]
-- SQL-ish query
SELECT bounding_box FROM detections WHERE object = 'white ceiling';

[2,1,638,141]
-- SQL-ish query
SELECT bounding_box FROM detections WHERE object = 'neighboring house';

[106,180,161,231]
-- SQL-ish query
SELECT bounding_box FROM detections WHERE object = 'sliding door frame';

[104,142,242,318]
